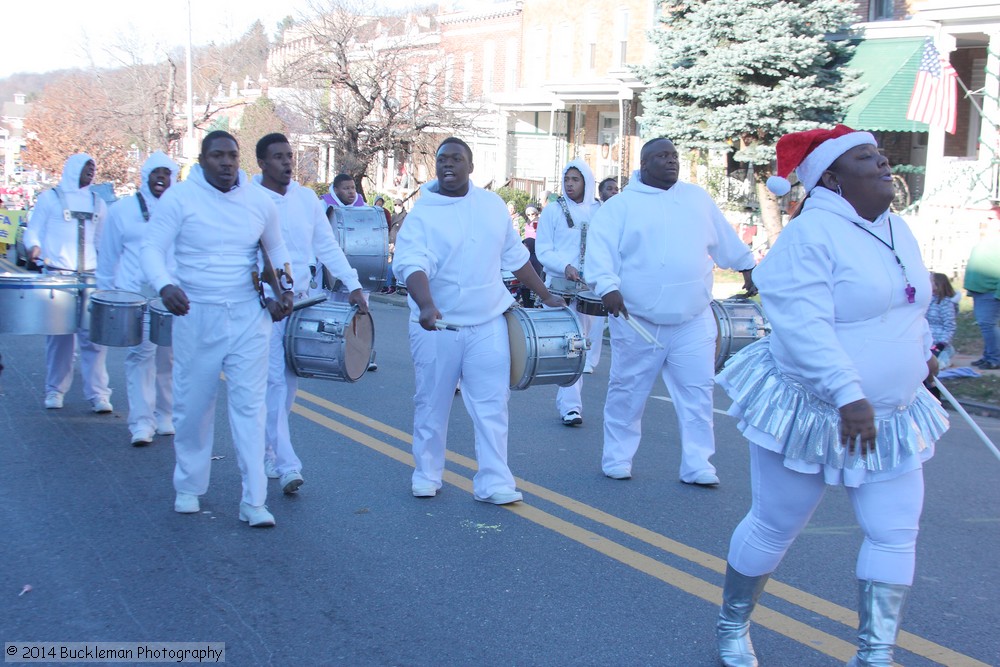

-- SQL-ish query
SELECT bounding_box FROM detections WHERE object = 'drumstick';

[933,377,1000,463]
[409,319,460,332]
[625,315,663,349]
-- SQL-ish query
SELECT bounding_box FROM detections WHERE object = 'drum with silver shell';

[547,276,583,300]
[0,273,81,335]
[88,290,147,347]
[505,305,589,390]
[711,297,770,373]
[148,298,173,346]
[284,300,374,382]
[324,206,389,293]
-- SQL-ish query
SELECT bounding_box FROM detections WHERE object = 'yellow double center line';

[292,389,986,667]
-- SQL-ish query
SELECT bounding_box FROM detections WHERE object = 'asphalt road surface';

[2,296,998,667]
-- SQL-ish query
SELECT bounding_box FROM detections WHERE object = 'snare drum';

[548,276,582,299]
[505,306,589,390]
[711,298,770,372]
[148,298,173,346]
[284,301,374,382]
[575,290,608,317]
[0,273,80,335]
[88,290,146,347]
[326,206,389,292]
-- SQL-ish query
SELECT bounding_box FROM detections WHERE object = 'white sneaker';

[91,397,113,414]
[683,471,720,487]
[561,410,583,426]
[239,502,275,527]
[130,430,155,447]
[474,490,523,505]
[412,484,437,498]
[583,366,595,374]
[264,459,280,479]
[281,470,304,494]
[44,392,64,409]
[174,493,200,514]
[604,466,632,480]
[156,420,175,436]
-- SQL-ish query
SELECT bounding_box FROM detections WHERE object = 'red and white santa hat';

[766,124,877,196]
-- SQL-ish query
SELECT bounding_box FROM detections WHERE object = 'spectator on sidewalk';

[963,232,1000,370]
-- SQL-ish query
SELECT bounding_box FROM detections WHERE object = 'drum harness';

[52,186,98,276]
[556,196,601,289]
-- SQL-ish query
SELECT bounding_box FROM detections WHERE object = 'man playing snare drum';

[141,130,294,528]
[392,136,561,504]
[253,133,368,495]
[536,159,603,427]
[24,153,112,413]
[97,151,179,446]
[584,138,756,486]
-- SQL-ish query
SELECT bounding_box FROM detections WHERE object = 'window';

[505,39,518,91]
[584,11,599,72]
[482,41,495,96]
[614,9,629,67]
[463,52,474,101]
[444,54,454,101]
[869,0,893,21]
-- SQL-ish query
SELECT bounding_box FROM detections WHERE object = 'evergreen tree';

[639,0,860,240]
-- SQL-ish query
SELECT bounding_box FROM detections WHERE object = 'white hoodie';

[585,170,754,325]
[251,175,361,296]
[535,159,601,284]
[392,181,529,326]
[24,153,108,272]
[141,165,291,304]
[97,151,179,293]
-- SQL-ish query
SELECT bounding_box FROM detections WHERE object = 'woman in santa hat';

[714,125,948,667]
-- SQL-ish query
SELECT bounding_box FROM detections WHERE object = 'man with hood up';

[253,133,369,495]
[24,153,112,413]
[535,159,603,426]
[97,151,179,446]
[392,136,563,505]
[141,130,294,528]
[585,138,756,486]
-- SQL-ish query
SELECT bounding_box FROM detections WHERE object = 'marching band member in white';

[393,137,560,504]
[25,153,112,413]
[97,151,179,445]
[535,159,602,426]
[252,133,368,495]
[142,131,293,528]
[585,138,755,486]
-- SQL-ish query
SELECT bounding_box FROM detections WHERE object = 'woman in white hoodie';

[97,151,179,445]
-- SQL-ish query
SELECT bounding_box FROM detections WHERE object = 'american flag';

[905,38,958,134]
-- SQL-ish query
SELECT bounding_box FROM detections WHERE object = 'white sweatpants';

[264,316,303,476]
[554,310,601,417]
[172,299,271,507]
[45,326,111,401]
[125,313,173,437]
[602,309,718,481]
[408,315,517,498]
[728,446,925,585]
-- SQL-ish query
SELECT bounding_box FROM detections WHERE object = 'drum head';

[504,309,530,388]
[91,289,147,306]
[343,311,375,381]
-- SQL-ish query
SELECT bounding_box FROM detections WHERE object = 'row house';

[842,0,1000,274]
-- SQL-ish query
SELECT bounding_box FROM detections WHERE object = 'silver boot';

[845,579,910,667]
[717,564,771,667]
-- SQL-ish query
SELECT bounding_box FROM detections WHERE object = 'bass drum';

[284,301,374,382]
[88,290,146,347]
[505,306,589,390]
[325,206,389,293]
[0,273,80,335]
[711,298,770,373]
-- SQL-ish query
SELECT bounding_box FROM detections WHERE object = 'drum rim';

[90,289,149,305]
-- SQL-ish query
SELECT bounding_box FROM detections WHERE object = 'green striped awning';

[843,37,930,133]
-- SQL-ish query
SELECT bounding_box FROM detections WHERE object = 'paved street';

[1,293,998,666]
